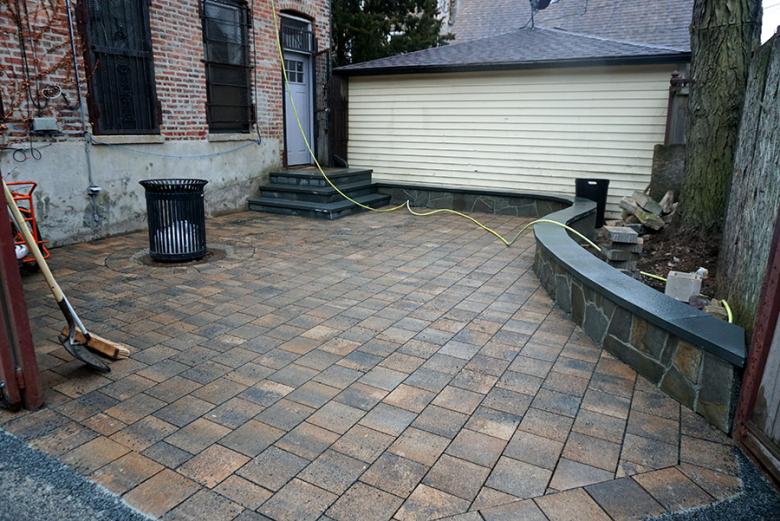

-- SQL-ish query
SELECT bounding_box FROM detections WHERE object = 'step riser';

[270,172,372,188]
[249,172,389,219]
[248,202,380,220]
[248,192,391,220]
[259,187,376,203]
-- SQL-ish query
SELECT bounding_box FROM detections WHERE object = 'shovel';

[3,178,128,372]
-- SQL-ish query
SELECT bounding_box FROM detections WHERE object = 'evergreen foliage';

[333,0,452,66]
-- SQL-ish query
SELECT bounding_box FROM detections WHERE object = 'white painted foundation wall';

[1,138,281,246]
[347,65,675,213]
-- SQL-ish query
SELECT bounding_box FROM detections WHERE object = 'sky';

[764,0,780,42]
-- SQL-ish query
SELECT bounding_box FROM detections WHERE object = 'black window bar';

[280,18,313,54]
[81,0,160,135]
[202,0,253,133]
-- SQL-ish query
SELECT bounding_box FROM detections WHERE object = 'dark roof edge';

[335,52,690,76]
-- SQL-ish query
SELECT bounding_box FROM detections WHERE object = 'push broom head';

[60,327,130,373]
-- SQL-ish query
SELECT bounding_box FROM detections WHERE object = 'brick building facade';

[0,0,331,245]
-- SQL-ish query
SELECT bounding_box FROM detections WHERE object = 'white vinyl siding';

[347,66,674,213]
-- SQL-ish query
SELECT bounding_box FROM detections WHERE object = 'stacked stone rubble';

[602,226,643,273]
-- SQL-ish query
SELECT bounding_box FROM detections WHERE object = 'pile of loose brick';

[602,226,643,273]
[619,190,676,232]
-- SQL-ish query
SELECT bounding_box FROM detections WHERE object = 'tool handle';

[3,179,66,302]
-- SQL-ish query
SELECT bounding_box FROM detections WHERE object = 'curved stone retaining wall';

[376,182,747,433]
[377,183,571,218]
[533,199,746,433]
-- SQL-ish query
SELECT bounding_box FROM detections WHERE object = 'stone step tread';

[258,179,374,196]
[269,167,372,179]
[270,172,372,189]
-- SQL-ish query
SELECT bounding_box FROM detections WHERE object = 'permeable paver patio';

[2,211,743,521]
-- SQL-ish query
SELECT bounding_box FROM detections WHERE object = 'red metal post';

[734,205,780,437]
[0,293,23,409]
[0,174,43,411]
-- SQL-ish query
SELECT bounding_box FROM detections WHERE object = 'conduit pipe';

[64,0,100,225]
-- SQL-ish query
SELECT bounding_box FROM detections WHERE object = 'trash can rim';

[140,179,209,193]
[140,178,208,186]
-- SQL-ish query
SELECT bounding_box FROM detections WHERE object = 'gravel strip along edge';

[0,429,154,521]
[649,451,780,521]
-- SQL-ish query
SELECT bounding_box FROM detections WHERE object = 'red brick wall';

[0,0,85,137]
[0,0,331,159]
[151,0,208,139]
[256,0,331,141]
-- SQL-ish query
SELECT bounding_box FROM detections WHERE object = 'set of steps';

[248,167,391,220]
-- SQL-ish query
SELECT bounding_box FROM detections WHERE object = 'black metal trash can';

[575,178,610,228]
[140,179,208,262]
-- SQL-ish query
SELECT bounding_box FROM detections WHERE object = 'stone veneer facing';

[534,249,739,433]
[379,186,566,218]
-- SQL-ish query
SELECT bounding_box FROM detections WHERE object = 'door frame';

[734,204,780,481]
[280,12,316,167]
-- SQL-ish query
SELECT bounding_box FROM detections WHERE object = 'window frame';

[80,0,161,136]
[201,0,254,134]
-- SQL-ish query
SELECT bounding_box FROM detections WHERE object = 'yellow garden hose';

[639,271,733,323]
[639,271,668,283]
[722,299,734,323]
[269,2,600,252]
[272,4,732,323]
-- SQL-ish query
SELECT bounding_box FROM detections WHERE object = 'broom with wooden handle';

[3,178,128,372]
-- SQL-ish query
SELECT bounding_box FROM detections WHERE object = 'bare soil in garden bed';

[636,228,720,296]
[588,224,729,320]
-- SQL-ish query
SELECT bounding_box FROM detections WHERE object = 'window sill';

[207,133,257,143]
[92,135,165,145]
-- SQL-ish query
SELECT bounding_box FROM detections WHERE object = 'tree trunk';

[718,34,780,332]
[680,0,761,233]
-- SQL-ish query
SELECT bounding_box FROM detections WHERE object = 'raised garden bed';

[636,227,720,295]
[533,198,745,433]
[603,189,723,303]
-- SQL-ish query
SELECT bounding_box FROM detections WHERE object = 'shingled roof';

[336,26,689,76]
[446,0,693,51]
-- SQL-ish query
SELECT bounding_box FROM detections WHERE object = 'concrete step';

[258,179,376,203]
[269,168,373,188]
[248,192,391,220]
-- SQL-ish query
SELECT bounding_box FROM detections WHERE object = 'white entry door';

[284,53,313,166]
